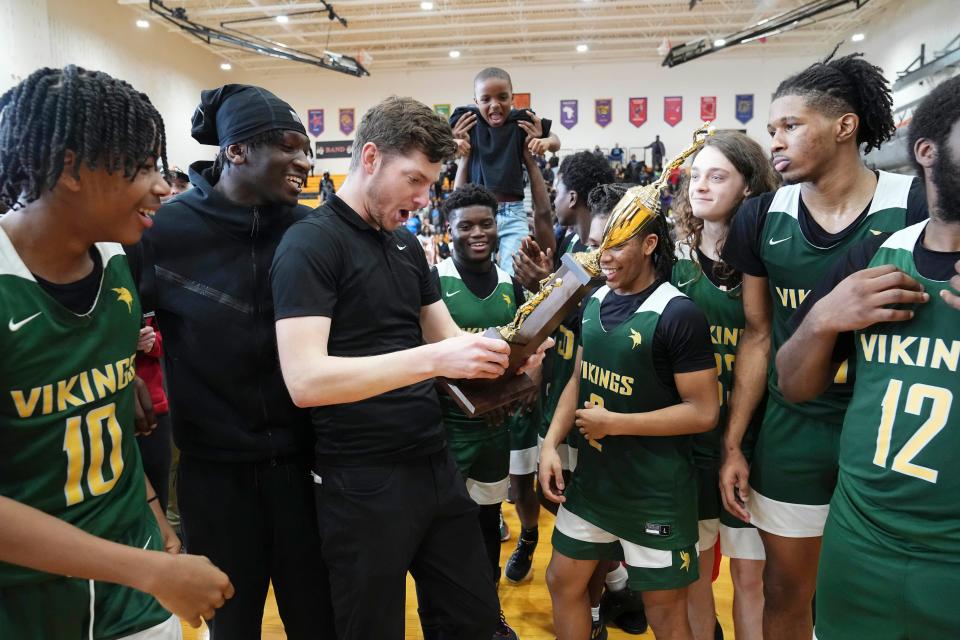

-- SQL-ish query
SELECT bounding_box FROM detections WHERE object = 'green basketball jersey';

[761,170,915,424]
[672,244,750,461]
[541,233,587,440]
[0,232,147,586]
[563,282,698,550]
[835,220,960,554]
[436,257,522,440]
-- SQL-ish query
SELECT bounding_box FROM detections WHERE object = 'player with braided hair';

[0,65,233,639]
[719,51,928,640]
[540,197,719,640]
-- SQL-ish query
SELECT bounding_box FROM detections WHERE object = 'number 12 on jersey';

[63,403,125,505]
[873,380,952,484]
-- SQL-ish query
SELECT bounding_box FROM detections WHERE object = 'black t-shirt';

[450,106,553,198]
[271,195,444,465]
[429,258,526,305]
[695,247,741,290]
[34,248,103,315]
[723,175,928,277]
[789,227,960,362]
[583,279,715,391]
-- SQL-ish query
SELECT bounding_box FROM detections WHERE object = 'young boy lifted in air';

[450,67,561,275]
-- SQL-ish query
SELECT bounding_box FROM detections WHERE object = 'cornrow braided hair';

[0,65,167,211]
[774,50,894,153]
[651,212,676,284]
[587,183,630,218]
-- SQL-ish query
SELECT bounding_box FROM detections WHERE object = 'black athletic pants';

[178,453,335,640]
[137,412,172,512]
[315,447,500,640]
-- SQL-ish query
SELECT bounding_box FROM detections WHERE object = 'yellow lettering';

[889,335,917,366]
[931,339,960,372]
[56,376,85,412]
[598,369,610,390]
[92,366,117,398]
[723,327,739,347]
[11,388,41,418]
[916,337,930,368]
[116,360,130,390]
[860,334,878,361]
[776,287,790,308]
[620,376,633,396]
[42,384,53,416]
[78,371,95,404]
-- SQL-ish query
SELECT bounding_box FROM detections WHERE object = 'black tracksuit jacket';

[135,161,311,461]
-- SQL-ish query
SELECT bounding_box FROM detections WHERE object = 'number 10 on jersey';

[63,403,125,506]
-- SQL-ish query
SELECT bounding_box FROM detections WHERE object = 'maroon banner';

[700,96,717,122]
[595,99,612,128]
[629,97,647,128]
[339,108,355,135]
[664,96,683,127]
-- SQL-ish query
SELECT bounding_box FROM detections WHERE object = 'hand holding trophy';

[440,123,715,417]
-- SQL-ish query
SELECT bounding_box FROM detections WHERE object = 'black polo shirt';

[271,195,444,465]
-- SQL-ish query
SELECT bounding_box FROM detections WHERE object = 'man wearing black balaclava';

[132,84,334,639]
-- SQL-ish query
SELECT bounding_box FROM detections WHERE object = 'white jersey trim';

[879,219,929,252]
[0,226,35,280]
[868,171,914,215]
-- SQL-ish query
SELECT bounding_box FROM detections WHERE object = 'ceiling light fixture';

[852,32,865,41]
[713,38,726,47]
[576,44,589,53]
[136,19,150,28]
[275,15,289,23]
[220,62,232,70]
[420,1,434,10]
[449,50,461,58]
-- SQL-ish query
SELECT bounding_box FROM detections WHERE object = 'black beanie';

[191,84,305,147]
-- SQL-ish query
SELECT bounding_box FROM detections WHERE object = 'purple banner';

[560,99,578,129]
[339,108,355,135]
[595,99,612,128]
[307,109,324,137]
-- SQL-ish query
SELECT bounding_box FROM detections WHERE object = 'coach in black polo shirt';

[272,96,546,640]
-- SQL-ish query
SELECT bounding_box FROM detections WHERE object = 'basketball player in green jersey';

[540,212,719,640]
[774,75,960,640]
[431,183,530,640]
[0,66,233,639]
[672,131,779,640]
[719,53,928,640]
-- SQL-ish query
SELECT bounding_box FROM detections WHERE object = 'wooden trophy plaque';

[438,252,604,417]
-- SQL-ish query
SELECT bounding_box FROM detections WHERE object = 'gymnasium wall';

[0,0,224,168]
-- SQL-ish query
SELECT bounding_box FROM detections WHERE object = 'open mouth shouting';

[136,207,158,228]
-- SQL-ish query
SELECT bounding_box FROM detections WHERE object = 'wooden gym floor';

[182,505,737,639]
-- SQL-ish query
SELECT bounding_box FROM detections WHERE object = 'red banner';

[664,96,683,127]
[629,97,647,128]
[700,96,717,122]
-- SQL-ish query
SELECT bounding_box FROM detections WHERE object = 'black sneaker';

[493,610,518,640]
[599,587,647,635]
[590,618,608,640]
[504,538,536,583]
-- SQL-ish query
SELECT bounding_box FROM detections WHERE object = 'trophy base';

[438,373,535,418]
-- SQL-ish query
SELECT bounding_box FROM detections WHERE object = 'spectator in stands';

[320,171,335,203]
[646,135,666,169]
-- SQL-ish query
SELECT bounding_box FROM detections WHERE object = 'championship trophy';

[439,123,714,417]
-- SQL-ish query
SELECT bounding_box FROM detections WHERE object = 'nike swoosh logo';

[396,244,407,251]
[869,229,883,236]
[676,278,695,288]
[142,536,152,550]
[582,318,590,324]
[8,312,41,332]
[768,236,792,246]
[445,290,461,298]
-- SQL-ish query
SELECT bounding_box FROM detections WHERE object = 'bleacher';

[297,174,346,208]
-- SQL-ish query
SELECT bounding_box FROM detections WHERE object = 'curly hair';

[673,131,780,284]
[907,75,960,176]
[558,152,615,206]
[351,96,456,169]
[774,50,894,154]
[441,183,498,222]
[0,65,167,210]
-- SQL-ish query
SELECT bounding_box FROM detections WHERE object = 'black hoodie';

[134,161,311,461]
